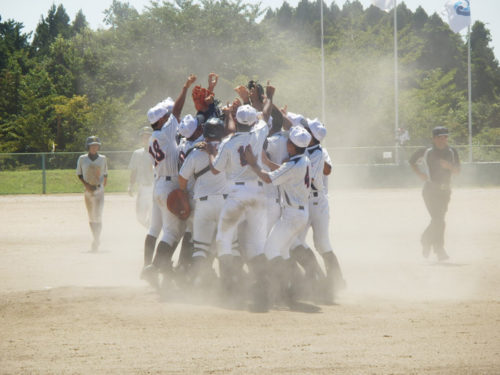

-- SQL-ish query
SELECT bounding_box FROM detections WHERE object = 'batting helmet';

[203,117,225,140]
[86,136,101,150]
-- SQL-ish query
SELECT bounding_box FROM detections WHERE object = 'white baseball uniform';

[322,147,332,195]
[148,115,183,246]
[298,144,334,254]
[129,147,154,228]
[265,153,311,260]
[264,130,289,233]
[76,153,108,224]
[179,145,229,257]
[213,120,269,259]
[177,134,204,231]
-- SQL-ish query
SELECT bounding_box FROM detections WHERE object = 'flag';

[372,0,395,12]
[444,0,471,33]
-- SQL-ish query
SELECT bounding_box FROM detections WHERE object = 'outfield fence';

[0,145,499,194]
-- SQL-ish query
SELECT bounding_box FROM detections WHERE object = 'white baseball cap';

[289,126,312,148]
[236,105,258,126]
[287,112,308,127]
[179,114,198,138]
[308,118,327,142]
[159,97,175,113]
[147,105,168,125]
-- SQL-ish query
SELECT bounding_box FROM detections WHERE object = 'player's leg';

[215,197,246,304]
[289,239,324,302]
[310,194,345,303]
[176,199,195,273]
[265,207,308,307]
[266,196,281,236]
[141,192,163,289]
[215,197,245,257]
[244,198,269,312]
[421,185,435,257]
[85,189,102,251]
[136,185,153,228]
[190,198,218,288]
[425,188,451,260]
[150,179,183,293]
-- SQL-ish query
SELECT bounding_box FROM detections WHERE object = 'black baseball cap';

[432,126,449,137]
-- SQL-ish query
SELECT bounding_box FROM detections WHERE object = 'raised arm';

[208,73,218,92]
[262,82,275,123]
[279,105,293,131]
[172,74,197,121]
[222,100,238,136]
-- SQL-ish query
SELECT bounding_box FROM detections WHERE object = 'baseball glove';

[167,188,191,220]
[192,85,214,113]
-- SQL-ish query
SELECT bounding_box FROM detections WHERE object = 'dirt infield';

[0,189,499,374]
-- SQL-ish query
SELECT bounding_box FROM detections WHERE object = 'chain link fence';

[326,145,500,165]
[0,145,499,194]
[0,151,134,194]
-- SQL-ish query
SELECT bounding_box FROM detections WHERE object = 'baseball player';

[76,136,108,252]
[140,74,197,291]
[271,112,323,300]
[296,118,345,304]
[174,113,206,282]
[244,125,312,307]
[262,108,294,234]
[178,117,228,288]
[409,126,460,261]
[128,127,154,228]
[206,85,274,311]
[234,81,284,135]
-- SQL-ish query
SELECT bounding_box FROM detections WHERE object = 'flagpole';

[320,0,326,123]
[394,0,399,164]
[467,25,472,162]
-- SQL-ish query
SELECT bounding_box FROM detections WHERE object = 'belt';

[427,182,450,191]
[285,204,304,210]
[235,181,263,187]
[198,194,228,201]
[311,192,318,197]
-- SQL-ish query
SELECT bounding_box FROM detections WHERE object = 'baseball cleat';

[436,249,450,261]
[422,244,431,258]
[140,265,159,289]
[90,240,99,252]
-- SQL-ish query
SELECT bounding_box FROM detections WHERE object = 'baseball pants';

[421,183,451,251]
[265,206,309,260]
[295,191,334,254]
[136,184,153,228]
[216,184,267,260]
[152,177,183,246]
[266,196,282,235]
[84,187,104,224]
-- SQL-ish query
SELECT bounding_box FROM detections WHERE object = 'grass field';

[0,169,130,194]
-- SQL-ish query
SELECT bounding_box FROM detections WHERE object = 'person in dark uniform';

[409,127,461,261]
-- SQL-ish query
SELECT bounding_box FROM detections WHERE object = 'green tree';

[31,4,71,56]
[72,10,88,36]
[470,21,500,101]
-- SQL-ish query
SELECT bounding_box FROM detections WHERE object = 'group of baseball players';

[76,72,460,312]
[128,73,345,312]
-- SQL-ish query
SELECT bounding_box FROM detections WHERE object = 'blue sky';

[1,0,498,58]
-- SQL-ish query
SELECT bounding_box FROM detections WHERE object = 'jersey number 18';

[149,140,165,167]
